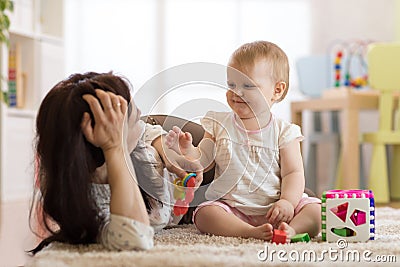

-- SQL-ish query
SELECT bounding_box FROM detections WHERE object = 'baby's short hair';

[229,41,290,101]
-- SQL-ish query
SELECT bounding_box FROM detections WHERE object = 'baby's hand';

[165,126,193,156]
[266,199,294,228]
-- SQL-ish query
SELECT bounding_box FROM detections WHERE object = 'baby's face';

[226,59,275,120]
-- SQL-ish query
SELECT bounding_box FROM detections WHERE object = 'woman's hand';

[266,199,294,228]
[81,89,128,153]
[82,89,149,224]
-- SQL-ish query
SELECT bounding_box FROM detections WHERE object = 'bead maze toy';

[332,40,371,89]
[173,173,196,216]
[333,51,343,88]
[321,189,375,242]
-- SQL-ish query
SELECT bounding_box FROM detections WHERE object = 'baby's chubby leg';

[284,203,321,238]
[165,126,193,155]
[194,205,274,241]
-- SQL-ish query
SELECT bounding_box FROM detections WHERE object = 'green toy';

[290,233,310,243]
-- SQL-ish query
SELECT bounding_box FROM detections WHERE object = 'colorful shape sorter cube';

[322,189,375,242]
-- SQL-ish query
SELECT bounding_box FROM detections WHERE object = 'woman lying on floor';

[30,72,202,254]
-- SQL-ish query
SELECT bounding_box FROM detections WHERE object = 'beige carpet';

[26,207,400,267]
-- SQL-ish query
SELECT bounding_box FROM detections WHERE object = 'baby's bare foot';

[165,129,180,154]
[278,222,296,243]
[247,223,273,241]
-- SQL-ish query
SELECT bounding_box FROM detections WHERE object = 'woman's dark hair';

[29,72,133,254]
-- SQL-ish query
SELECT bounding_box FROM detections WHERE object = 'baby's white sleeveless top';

[201,111,303,215]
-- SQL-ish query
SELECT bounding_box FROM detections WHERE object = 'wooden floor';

[0,199,38,267]
[377,201,400,209]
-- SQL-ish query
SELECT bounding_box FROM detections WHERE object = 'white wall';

[310,0,396,54]
[65,0,158,91]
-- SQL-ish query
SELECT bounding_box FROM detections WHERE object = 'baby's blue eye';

[243,84,256,89]
[227,83,236,89]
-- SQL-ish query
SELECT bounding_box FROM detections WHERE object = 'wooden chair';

[296,55,341,194]
[362,43,400,203]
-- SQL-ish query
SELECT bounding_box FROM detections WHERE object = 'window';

[65,0,311,121]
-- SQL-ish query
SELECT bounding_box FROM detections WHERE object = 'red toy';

[272,229,287,244]
[173,173,196,216]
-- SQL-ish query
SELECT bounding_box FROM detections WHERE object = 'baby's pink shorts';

[192,197,321,227]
